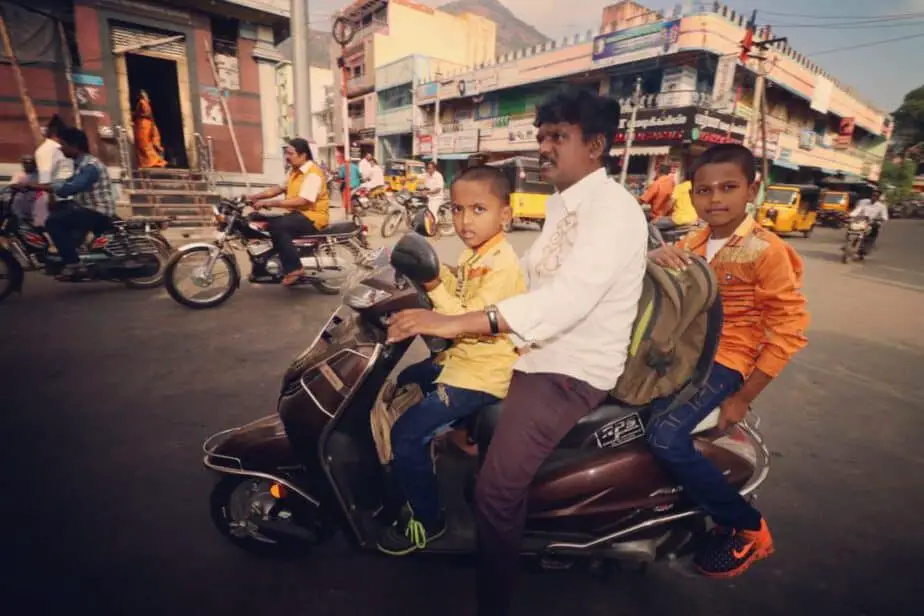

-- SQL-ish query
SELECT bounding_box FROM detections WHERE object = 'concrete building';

[329,0,496,159]
[0,0,291,190]
[414,1,891,191]
[275,62,336,168]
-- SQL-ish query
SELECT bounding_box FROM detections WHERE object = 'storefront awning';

[773,160,800,171]
[610,146,672,157]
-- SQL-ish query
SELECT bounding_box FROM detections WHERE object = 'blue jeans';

[391,359,499,527]
[647,362,762,531]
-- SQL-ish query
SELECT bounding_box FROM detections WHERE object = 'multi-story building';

[1,0,293,188]
[414,1,891,190]
[275,61,336,167]
[330,0,496,159]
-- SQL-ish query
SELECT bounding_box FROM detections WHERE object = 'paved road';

[1,220,923,616]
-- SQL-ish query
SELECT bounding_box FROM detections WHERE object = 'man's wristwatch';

[484,305,500,335]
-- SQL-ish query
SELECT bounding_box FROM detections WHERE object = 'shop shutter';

[110,23,186,60]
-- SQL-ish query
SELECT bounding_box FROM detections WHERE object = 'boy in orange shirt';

[649,144,809,577]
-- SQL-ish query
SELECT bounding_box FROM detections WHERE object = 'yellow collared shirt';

[427,233,527,398]
[285,161,330,228]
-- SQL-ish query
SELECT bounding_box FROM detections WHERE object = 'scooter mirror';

[410,208,438,238]
[390,231,440,284]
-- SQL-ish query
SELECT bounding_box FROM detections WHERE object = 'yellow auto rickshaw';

[384,159,426,192]
[755,184,821,237]
[818,179,877,228]
[487,156,553,231]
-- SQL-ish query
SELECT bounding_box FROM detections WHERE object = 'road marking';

[847,274,924,294]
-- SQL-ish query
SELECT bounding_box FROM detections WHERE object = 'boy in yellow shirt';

[378,165,526,556]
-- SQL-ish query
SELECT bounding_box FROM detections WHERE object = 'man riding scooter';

[246,138,330,286]
[14,126,116,280]
[849,188,888,256]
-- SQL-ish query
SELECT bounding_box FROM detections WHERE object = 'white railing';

[115,126,134,191]
[193,132,217,192]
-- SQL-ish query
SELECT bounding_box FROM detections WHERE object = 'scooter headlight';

[344,284,392,310]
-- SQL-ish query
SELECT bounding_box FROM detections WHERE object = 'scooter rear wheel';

[210,476,319,558]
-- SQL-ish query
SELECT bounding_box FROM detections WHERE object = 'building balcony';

[346,74,375,97]
[349,116,367,132]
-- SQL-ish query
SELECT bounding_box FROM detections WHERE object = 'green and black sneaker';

[377,503,446,556]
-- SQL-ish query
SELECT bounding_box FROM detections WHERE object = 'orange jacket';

[677,216,809,378]
[641,175,676,217]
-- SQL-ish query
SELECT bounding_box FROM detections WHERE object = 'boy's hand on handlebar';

[649,245,692,270]
[387,309,461,343]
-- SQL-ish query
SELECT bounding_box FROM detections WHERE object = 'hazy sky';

[309,0,924,111]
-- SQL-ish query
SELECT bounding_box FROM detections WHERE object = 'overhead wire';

[804,31,924,56]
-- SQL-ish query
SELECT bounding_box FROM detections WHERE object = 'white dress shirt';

[850,199,889,222]
[358,158,372,182]
[497,167,648,391]
[361,164,385,190]
[423,170,445,215]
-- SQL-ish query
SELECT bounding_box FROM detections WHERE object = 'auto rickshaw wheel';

[802,225,814,238]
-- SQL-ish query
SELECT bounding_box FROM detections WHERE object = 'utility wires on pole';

[291,0,313,139]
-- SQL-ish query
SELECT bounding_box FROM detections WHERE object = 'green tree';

[880,158,915,205]
[893,86,924,148]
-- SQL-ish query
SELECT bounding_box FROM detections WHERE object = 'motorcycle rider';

[422,161,445,218]
[385,89,647,616]
[360,156,386,191]
[849,188,888,255]
[33,114,73,227]
[246,137,330,286]
[649,144,809,577]
[15,127,116,280]
[654,178,698,233]
[9,155,39,222]
[377,165,526,556]
[640,163,676,219]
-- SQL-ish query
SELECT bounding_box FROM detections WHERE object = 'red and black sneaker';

[694,518,775,578]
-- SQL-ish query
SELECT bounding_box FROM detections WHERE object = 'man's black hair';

[687,143,756,184]
[59,126,89,153]
[451,164,511,205]
[46,114,66,138]
[287,137,314,160]
[534,89,621,163]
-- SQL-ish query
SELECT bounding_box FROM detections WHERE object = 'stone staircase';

[115,127,219,242]
[122,168,220,241]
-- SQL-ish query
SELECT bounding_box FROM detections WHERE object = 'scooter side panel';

[207,415,302,472]
[526,432,754,535]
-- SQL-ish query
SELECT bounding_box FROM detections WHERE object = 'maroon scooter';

[202,227,770,574]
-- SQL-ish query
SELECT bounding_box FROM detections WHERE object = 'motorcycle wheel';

[313,242,363,295]
[210,476,319,558]
[0,248,24,303]
[164,245,240,309]
[438,205,455,236]
[123,237,170,289]
[381,211,404,238]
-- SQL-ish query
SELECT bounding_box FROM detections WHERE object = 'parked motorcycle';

[350,186,391,216]
[0,188,171,303]
[202,227,770,574]
[164,196,373,309]
[841,216,875,263]
[380,189,452,238]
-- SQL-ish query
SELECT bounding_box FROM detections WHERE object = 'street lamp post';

[619,77,643,186]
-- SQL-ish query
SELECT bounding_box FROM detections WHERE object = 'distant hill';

[439,0,550,55]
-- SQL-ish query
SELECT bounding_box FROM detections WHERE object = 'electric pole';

[619,76,642,186]
[433,71,443,165]
[739,11,787,199]
[291,0,313,139]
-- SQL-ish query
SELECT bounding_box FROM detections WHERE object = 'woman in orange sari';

[133,90,167,168]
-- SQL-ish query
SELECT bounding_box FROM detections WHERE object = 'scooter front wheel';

[210,475,322,558]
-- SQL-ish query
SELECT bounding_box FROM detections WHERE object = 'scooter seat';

[472,399,649,454]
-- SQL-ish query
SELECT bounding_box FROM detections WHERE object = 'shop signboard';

[436,129,479,154]
[612,106,748,148]
[835,117,855,150]
[592,19,680,67]
[418,134,433,156]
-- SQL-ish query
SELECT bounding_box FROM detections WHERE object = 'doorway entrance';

[125,54,188,168]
